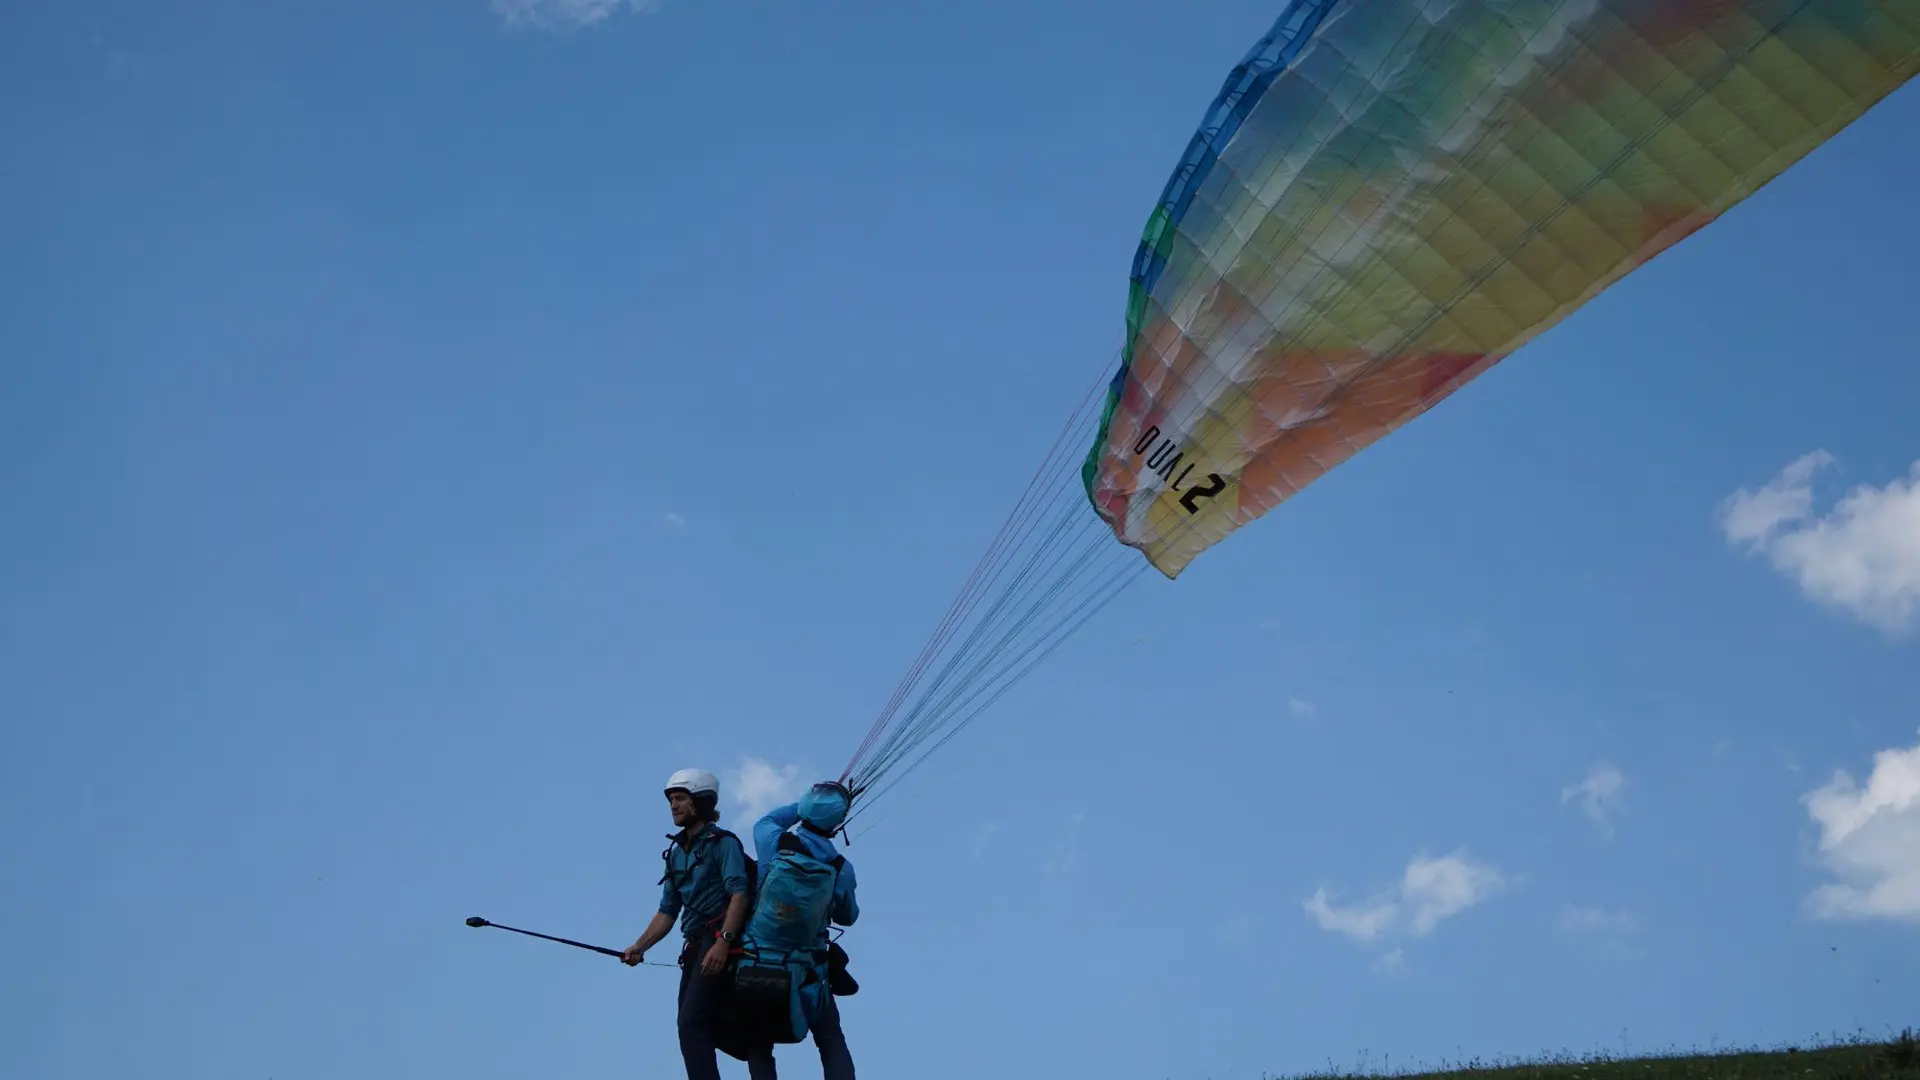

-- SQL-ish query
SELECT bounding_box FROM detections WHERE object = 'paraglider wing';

[833,0,1917,818]
[1082,0,1919,578]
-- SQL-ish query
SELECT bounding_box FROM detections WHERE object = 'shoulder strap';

[659,825,744,885]
[772,831,845,872]
[658,830,684,886]
[713,828,752,866]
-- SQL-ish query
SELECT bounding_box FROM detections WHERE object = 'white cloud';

[1402,850,1508,934]
[1044,812,1085,875]
[1721,451,1835,545]
[1719,453,1920,634]
[724,757,803,826]
[1801,730,1920,923]
[663,512,687,529]
[1289,697,1317,719]
[491,0,662,30]
[1562,762,1627,840]
[1304,850,1507,947]
[972,822,1002,859]
[1560,905,1640,934]
[1303,889,1399,942]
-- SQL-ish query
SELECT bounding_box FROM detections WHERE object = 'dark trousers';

[676,939,776,1080]
[810,992,856,1080]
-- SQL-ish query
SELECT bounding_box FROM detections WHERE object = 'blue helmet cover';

[797,782,850,832]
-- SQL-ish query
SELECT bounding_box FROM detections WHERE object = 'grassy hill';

[1267,1029,1917,1080]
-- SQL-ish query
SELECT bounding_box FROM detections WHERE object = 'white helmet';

[664,768,719,798]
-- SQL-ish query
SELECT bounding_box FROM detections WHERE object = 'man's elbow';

[757,803,800,829]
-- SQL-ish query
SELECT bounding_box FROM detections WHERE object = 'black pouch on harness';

[827,940,859,997]
[730,963,801,1045]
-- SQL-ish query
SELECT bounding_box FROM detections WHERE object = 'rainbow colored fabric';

[1082,0,1918,577]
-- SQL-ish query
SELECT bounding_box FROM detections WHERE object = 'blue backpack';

[730,830,844,1044]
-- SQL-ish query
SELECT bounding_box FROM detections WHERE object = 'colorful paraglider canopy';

[1082,0,1919,578]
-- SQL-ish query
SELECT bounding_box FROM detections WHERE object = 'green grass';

[1263,1028,1918,1080]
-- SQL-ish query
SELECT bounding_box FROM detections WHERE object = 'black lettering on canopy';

[1124,425,1223,514]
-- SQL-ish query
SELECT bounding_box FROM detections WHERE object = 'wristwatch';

[721,930,738,943]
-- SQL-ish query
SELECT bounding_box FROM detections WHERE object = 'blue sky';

[3,2,1918,1079]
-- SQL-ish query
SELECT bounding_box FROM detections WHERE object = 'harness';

[730,829,848,1044]
[779,828,845,870]
[658,825,756,956]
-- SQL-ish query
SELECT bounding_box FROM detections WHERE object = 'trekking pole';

[464,916,677,968]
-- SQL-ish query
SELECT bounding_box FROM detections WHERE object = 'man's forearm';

[720,892,750,940]
[633,912,673,951]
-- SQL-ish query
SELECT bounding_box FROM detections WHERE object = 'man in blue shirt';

[751,782,860,1080]
[623,768,776,1080]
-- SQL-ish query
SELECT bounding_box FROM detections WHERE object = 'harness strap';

[661,826,753,958]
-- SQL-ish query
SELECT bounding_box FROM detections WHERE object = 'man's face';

[667,789,697,827]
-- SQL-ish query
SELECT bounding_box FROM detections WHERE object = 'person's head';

[663,768,721,829]
[797,781,852,836]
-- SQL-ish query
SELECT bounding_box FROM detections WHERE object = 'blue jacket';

[657,823,752,942]
[753,802,858,932]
